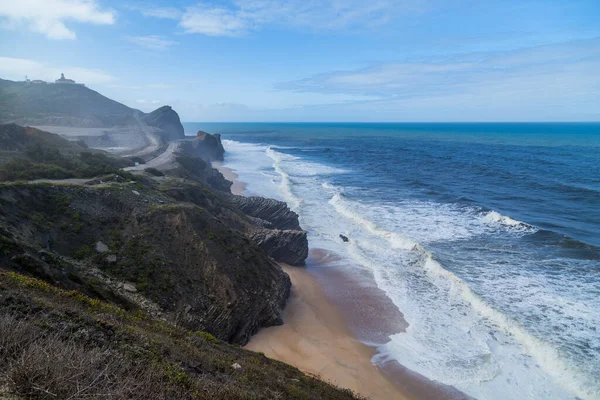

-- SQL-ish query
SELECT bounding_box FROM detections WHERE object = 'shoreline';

[246,263,412,400]
[216,161,468,400]
[213,161,246,195]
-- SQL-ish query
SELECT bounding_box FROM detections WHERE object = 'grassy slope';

[0,79,135,125]
[0,271,363,400]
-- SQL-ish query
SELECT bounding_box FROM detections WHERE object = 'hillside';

[0,270,362,400]
[0,79,184,142]
[0,78,134,127]
[0,121,339,399]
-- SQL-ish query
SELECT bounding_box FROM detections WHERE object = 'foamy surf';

[482,210,537,232]
[216,136,599,400]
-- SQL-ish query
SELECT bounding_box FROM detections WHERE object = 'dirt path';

[124,141,182,172]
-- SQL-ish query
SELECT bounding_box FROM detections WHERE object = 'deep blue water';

[185,122,600,400]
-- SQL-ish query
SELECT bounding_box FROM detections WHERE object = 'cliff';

[0,181,293,345]
[229,196,302,231]
[0,78,185,141]
[142,105,184,142]
[180,130,225,162]
[228,196,308,266]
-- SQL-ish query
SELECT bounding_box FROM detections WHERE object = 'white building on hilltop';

[55,73,84,86]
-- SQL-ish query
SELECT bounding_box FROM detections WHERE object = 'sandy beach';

[217,161,467,400]
[246,263,414,400]
[212,161,246,196]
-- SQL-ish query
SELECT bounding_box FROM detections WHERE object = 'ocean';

[184,122,600,400]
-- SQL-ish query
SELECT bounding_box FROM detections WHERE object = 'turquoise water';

[185,122,600,400]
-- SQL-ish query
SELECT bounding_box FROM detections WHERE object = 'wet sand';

[222,162,468,399]
[212,161,246,196]
[246,263,413,400]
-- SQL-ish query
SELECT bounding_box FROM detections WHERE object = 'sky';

[0,0,599,122]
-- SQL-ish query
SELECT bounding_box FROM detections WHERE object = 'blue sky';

[0,0,599,122]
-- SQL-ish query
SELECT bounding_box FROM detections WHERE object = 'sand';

[246,264,413,400]
[220,161,467,400]
[212,162,246,196]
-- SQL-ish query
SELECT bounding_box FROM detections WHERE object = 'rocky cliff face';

[229,196,302,231]
[181,130,225,162]
[247,229,309,266]
[142,106,185,142]
[0,182,290,345]
[173,155,232,192]
[227,195,309,266]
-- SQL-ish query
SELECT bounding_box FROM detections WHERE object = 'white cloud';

[136,99,161,104]
[275,38,600,121]
[180,5,246,36]
[179,0,426,36]
[140,6,182,20]
[279,38,600,96]
[0,57,115,84]
[0,0,115,40]
[126,35,177,50]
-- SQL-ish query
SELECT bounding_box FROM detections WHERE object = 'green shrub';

[145,167,164,177]
[73,245,92,260]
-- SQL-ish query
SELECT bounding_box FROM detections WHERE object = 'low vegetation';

[0,271,363,400]
[0,143,134,181]
[145,167,165,176]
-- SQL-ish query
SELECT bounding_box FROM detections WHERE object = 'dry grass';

[0,271,365,400]
[0,315,192,400]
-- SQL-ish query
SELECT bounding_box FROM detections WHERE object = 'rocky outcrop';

[229,196,301,231]
[248,229,309,266]
[142,106,185,142]
[181,130,225,162]
[225,195,308,266]
[173,155,232,192]
[163,184,309,266]
[0,182,290,345]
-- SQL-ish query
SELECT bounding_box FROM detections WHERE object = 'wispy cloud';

[140,6,182,20]
[275,38,600,121]
[0,57,115,84]
[136,99,161,104]
[277,38,600,101]
[126,35,177,50]
[178,0,426,36]
[0,0,114,40]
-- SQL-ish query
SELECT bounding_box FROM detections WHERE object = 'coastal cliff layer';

[0,181,291,345]
[228,196,308,266]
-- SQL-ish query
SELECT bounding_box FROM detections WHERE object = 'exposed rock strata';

[229,195,302,231]
[172,155,232,192]
[227,195,308,266]
[247,229,309,266]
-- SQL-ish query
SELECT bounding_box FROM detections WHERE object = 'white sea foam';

[219,138,598,400]
[482,210,537,232]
